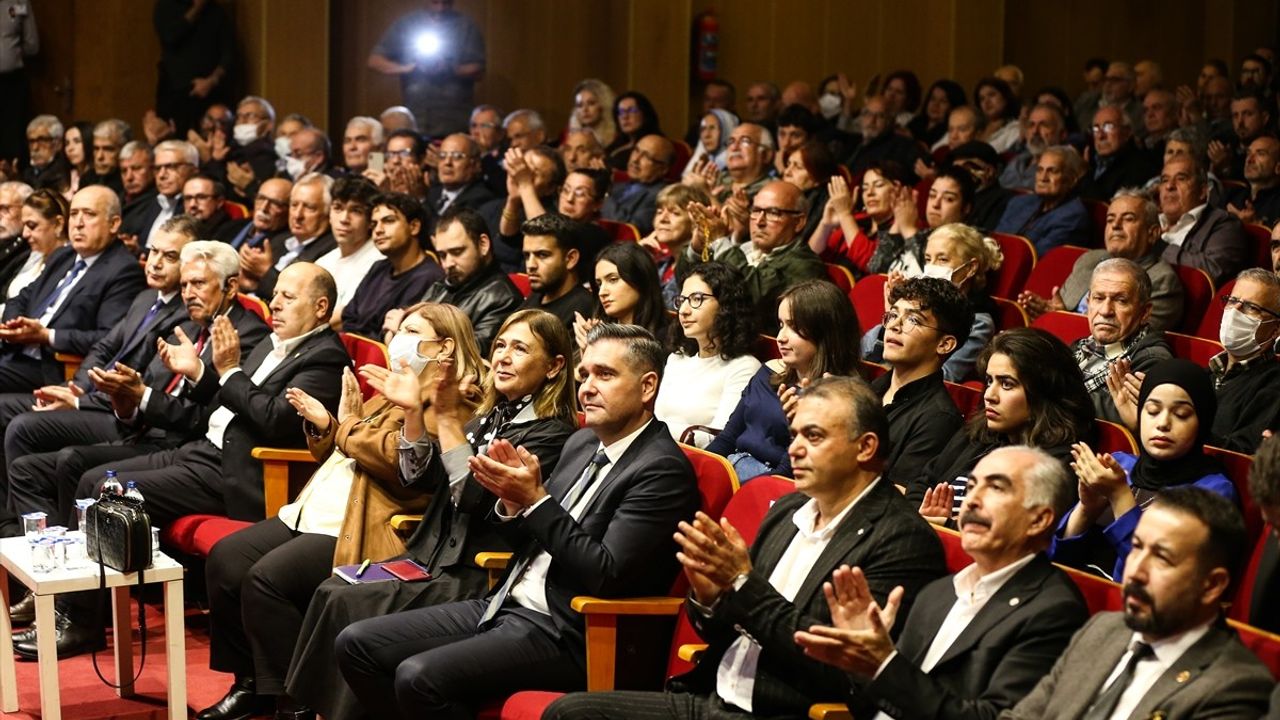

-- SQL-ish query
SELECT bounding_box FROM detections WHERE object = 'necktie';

[477,450,611,627]
[1082,641,1155,720]
[31,258,87,319]
[107,297,166,368]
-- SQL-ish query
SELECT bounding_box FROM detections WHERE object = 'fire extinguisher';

[694,9,718,82]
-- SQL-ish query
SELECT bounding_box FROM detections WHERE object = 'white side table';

[0,536,187,720]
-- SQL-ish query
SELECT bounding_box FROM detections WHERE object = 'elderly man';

[0,180,30,244]
[209,95,280,205]
[995,145,1092,255]
[601,134,672,235]
[1073,258,1173,422]
[744,81,781,130]
[1019,190,1184,331]
[1157,156,1248,285]
[1001,488,1273,719]
[469,104,506,195]
[945,106,983,151]
[20,115,69,190]
[316,176,382,315]
[342,116,384,175]
[379,105,417,134]
[79,119,130,196]
[1226,136,1280,227]
[1097,61,1143,134]
[287,127,338,180]
[503,109,547,152]
[0,185,146,392]
[241,173,336,298]
[226,177,292,250]
[425,133,495,236]
[846,95,921,183]
[129,139,198,252]
[338,323,700,717]
[1079,106,1158,201]
[714,122,773,204]
[1141,88,1178,155]
[545,375,946,720]
[118,141,158,241]
[183,174,241,243]
[1134,59,1162,99]
[950,141,1013,233]
[1000,104,1068,191]
[683,180,825,333]
[791,446,1088,720]
[561,128,605,172]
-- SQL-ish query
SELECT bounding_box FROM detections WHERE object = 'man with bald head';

[425,132,495,236]
[1226,136,1280,227]
[680,180,824,333]
[1078,105,1158,201]
[601,134,672,235]
[0,185,146,392]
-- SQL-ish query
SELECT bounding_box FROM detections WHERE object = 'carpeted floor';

[8,604,230,719]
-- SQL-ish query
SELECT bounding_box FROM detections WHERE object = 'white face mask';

[387,333,435,375]
[818,93,842,119]
[274,136,292,160]
[285,156,307,180]
[1219,308,1267,357]
[233,123,261,146]
[921,263,956,282]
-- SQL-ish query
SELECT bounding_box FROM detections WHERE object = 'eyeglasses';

[185,193,217,203]
[438,151,474,162]
[882,310,939,333]
[1223,295,1280,320]
[673,292,716,310]
[617,106,642,116]
[155,162,192,173]
[235,112,267,123]
[726,136,759,149]
[559,186,595,200]
[255,196,289,210]
[749,206,804,223]
[386,149,415,160]
[26,136,54,146]
[1090,122,1118,135]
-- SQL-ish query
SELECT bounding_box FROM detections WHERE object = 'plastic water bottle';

[75,498,95,532]
[124,481,144,504]
[100,470,123,497]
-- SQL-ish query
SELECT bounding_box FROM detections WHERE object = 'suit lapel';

[1127,624,1230,720]
[931,554,1053,667]
[900,585,958,664]
[47,245,116,325]
[1065,618,1139,719]
[576,421,659,512]
[787,480,894,611]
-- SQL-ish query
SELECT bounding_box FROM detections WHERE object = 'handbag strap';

[88,509,148,689]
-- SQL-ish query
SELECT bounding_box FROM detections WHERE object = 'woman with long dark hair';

[573,242,670,353]
[605,91,662,172]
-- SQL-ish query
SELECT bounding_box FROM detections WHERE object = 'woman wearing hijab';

[681,108,739,178]
[1054,358,1237,580]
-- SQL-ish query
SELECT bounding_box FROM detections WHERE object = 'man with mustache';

[998,487,1272,720]
[601,134,672,236]
[789,445,1088,719]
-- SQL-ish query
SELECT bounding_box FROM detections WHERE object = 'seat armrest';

[251,447,316,517]
[677,643,707,663]
[389,514,423,534]
[571,596,685,691]
[808,704,852,720]
[475,551,512,590]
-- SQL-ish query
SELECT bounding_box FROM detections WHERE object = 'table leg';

[33,593,60,720]
[0,566,15,712]
[164,579,186,720]
[111,585,135,697]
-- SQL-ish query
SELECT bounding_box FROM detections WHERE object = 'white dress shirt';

[715,481,876,712]
[317,240,384,308]
[276,234,322,270]
[145,194,179,249]
[3,248,46,306]
[36,250,103,351]
[1094,621,1213,720]
[1159,203,1207,247]
[503,419,653,617]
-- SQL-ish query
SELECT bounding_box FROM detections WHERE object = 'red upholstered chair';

[754,334,781,363]
[223,200,250,220]
[1166,331,1224,367]
[824,263,856,306]
[1082,199,1109,247]
[1094,419,1138,456]
[1244,223,1272,271]
[1204,444,1264,545]
[1173,265,1215,335]
[667,141,693,183]
[989,232,1036,299]
[597,219,641,243]
[849,273,888,337]
[933,525,975,573]
[508,272,532,298]
[495,476,796,720]
[943,381,983,420]
[991,296,1029,331]
[1030,310,1089,345]
[1022,245,1088,299]
[1230,528,1273,623]
[339,332,389,402]
[1195,279,1235,341]
[1062,565,1125,613]
[1231,620,1280,679]
[237,292,270,323]
[860,360,889,381]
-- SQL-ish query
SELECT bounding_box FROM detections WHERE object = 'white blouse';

[654,352,761,447]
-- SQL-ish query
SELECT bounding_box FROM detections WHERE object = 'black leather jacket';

[420,260,523,350]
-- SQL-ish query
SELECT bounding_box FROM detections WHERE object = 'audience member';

[211,96,280,204]
[517,212,596,331]
[546,375,947,720]
[78,119,129,197]
[1078,105,1159,202]
[795,445,1088,720]
[772,104,822,176]
[1212,90,1273,181]
[640,183,711,305]
[556,168,608,228]
[1141,88,1178,154]
[707,280,860,480]
[316,176,382,316]
[605,91,662,172]
[61,121,92,186]
[1001,487,1273,719]
[601,134,672,235]
[683,78,736,146]
[285,127,338,180]
[574,242,670,354]
[117,141,157,238]
[706,122,773,205]
[0,182,37,307]
[974,77,1022,154]
[340,116,383,176]
[1157,155,1248,285]
[744,80,782,130]
[1099,61,1144,133]
[808,161,897,276]
[654,262,759,446]
[682,109,738,178]
[567,79,617,148]
[560,128,606,173]
[225,177,292,250]
[468,104,507,195]
[425,133,495,236]
[494,146,569,271]
[1074,57,1110,130]
[339,192,442,338]
[134,139,198,251]
[366,128,428,198]
[1225,136,1280,226]
[845,95,922,183]
[943,106,984,154]
[197,302,487,720]
[950,141,1014,232]
[182,174,241,243]
[21,115,70,190]
[995,145,1092,255]
[1019,190,1184,332]
[866,161,956,276]
[1246,434,1280,635]
[336,323,700,717]
[1000,104,1068,191]
[242,173,336,298]
[379,105,417,134]
[909,79,966,148]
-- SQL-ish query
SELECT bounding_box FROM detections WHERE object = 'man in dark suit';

[1158,155,1249,286]
[792,445,1089,719]
[239,174,336,300]
[225,177,293,250]
[0,185,147,393]
[1078,106,1159,202]
[183,174,244,244]
[546,376,947,720]
[999,488,1273,720]
[337,323,700,719]
[424,133,496,237]
[601,134,672,236]
[5,239,269,528]
[128,140,198,253]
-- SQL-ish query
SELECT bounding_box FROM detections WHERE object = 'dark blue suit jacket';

[995,195,1093,256]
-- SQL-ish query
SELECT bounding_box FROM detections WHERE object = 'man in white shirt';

[545,375,947,720]
[1157,155,1249,285]
[239,173,336,298]
[315,175,382,319]
[792,446,1089,719]
[337,323,701,719]
[999,487,1272,720]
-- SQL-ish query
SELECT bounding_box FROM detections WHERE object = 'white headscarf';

[682,109,741,177]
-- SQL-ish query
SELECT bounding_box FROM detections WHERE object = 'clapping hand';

[210,315,241,376]
[468,438,547,515]
[1104,358,1142,430]
[157,326,203,380]
[286,385,331,431]
[337,366,364,422]
[674,511,752,605]
[32,382,85,412]
[1070,441,1131,517]
[793,565,902,676]
[918,482,955,526]
[360,359,424,411]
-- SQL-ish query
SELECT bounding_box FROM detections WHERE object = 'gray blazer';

[1000,612,1272,720]
[1059,244,1185,333]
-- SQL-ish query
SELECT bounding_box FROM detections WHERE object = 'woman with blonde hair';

[284,308,579,720]
[198,301,488,720]
[567,78,617,148]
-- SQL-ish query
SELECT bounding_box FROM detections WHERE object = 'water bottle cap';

[105,470,118,476]
[125,481,137,488]
[75,498,95,508]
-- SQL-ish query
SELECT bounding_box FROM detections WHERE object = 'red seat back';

[679,444,739,522]
[1204,444,1264,545]
[933,525,976,573]
[989,232,1036,299]
[991,296,1029,331]
[1195,278,1235,341]
[1095,419,1138,455]
[340,332,390,401]
[754,334,781,363]
[1232,620,1280,679]
[944,380,983,420]
[1173,265,1216,335]
[824,263,856,306]
[1063,565,1125,613]
[1244,223,1272,272]
[597,219,640,243]
[508,272,532,298]
[1023,245,1088,299]
[860,360,889,382]
[1030,310,1089,345]
[237,293,270,323]
[1231,528,1273,623]
[1082,199,1109,247]
[667,141,693,183]
[1166,331,1224,367]
[850,273,888,338]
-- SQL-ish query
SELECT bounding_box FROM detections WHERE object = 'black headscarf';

[1130,359,1225,491]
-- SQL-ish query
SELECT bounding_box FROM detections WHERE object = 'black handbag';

[85,494,152,573]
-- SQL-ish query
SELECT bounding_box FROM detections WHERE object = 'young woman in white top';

[654,261,761,447]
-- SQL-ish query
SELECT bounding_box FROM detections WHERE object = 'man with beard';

[998,487,1272,720]
[1000,104,1069,191]
[183,175,242,244]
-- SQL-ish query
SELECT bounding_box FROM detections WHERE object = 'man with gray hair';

[342,116,384,175]
[79,119,131,196]
[1019,189,1184,331]
[996,145,1093,254]
[1157,155,1248,285]
[1071,257,1173,422]
[713,122,774,204]
[131,139,199,252]
[1079,105,1159,202]
[208,95,280,205]
[119,141,160,241]
[379,105,417,134]
[0,181,31,243]
[425,132,494,235]
[788,445,1088,720]
[1000,103,1068,191]
[503,109,547,151]
[21,115,69,190]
